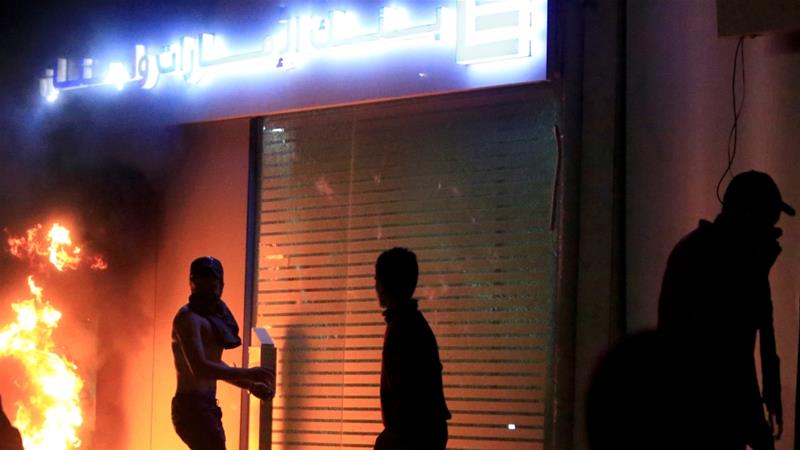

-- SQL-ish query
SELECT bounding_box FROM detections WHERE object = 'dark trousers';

[374,422,448,450]
[171,393,226,450]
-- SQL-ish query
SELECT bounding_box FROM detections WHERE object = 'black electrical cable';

[716,35,747,204]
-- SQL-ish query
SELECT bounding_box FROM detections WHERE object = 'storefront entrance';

[251,83,560,449]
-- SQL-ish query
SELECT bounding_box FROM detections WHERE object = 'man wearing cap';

[171,256,274,450]
[657,171,793,450]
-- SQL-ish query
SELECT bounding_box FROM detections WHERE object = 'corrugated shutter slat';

[256,89,557,450]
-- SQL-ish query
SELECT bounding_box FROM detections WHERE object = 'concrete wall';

[627,0,800,447]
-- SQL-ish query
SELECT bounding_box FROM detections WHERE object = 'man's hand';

[249,382,275,401]
[244,367,274,383]
[769,411,783,440]
[762,368,783,441]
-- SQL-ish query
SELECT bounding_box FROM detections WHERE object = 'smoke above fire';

[0,222,108,450]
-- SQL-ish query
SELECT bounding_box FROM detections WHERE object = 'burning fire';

[6,223,107,272]
[0,223,106,450]
[0,277,83,450]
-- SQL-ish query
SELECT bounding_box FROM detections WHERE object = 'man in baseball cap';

[723,170,795,219]
[657,170,793,449]
[171,256,274,450]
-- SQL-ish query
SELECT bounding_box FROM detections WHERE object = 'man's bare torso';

[172,305,223,395]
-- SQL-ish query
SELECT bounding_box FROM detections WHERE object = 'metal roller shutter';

[255,85,559,450]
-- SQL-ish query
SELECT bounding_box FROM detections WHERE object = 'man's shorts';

[172,393,226,450]
[374,422,448,450]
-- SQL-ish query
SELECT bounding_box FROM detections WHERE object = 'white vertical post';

[253,328,275,450]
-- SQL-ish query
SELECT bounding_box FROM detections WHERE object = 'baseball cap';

[723,170,795,217]
[190,256,224,281]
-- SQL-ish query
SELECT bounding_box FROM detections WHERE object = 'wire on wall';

[715,35,747,204]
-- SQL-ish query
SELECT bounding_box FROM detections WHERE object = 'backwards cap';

[190,256,224,281]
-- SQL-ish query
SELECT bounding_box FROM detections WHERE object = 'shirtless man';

[172,256,274,450]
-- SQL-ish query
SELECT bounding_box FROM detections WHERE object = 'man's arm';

[225,378,252,390]
[759,283,783,439]
[174,311,272,382]
[223,373,276,400]
[753,238,783,439]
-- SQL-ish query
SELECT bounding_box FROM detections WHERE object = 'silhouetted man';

[0,395,24,450]
[374,248,450,450]
[171,256,274,450]
[658,171,792,450]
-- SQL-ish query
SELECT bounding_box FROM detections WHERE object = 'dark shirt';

[380,300,451,430]
[657,219,780,442]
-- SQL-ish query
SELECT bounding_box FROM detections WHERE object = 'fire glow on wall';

[39,0,548,106]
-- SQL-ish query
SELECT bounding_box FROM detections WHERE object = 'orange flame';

[6,223,107,272]
[90,256,108,271]
[0,276,83,450]
[46,224,82,272]
[1,222,107,449]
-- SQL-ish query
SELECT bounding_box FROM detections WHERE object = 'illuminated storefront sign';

[40,0,547,103]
